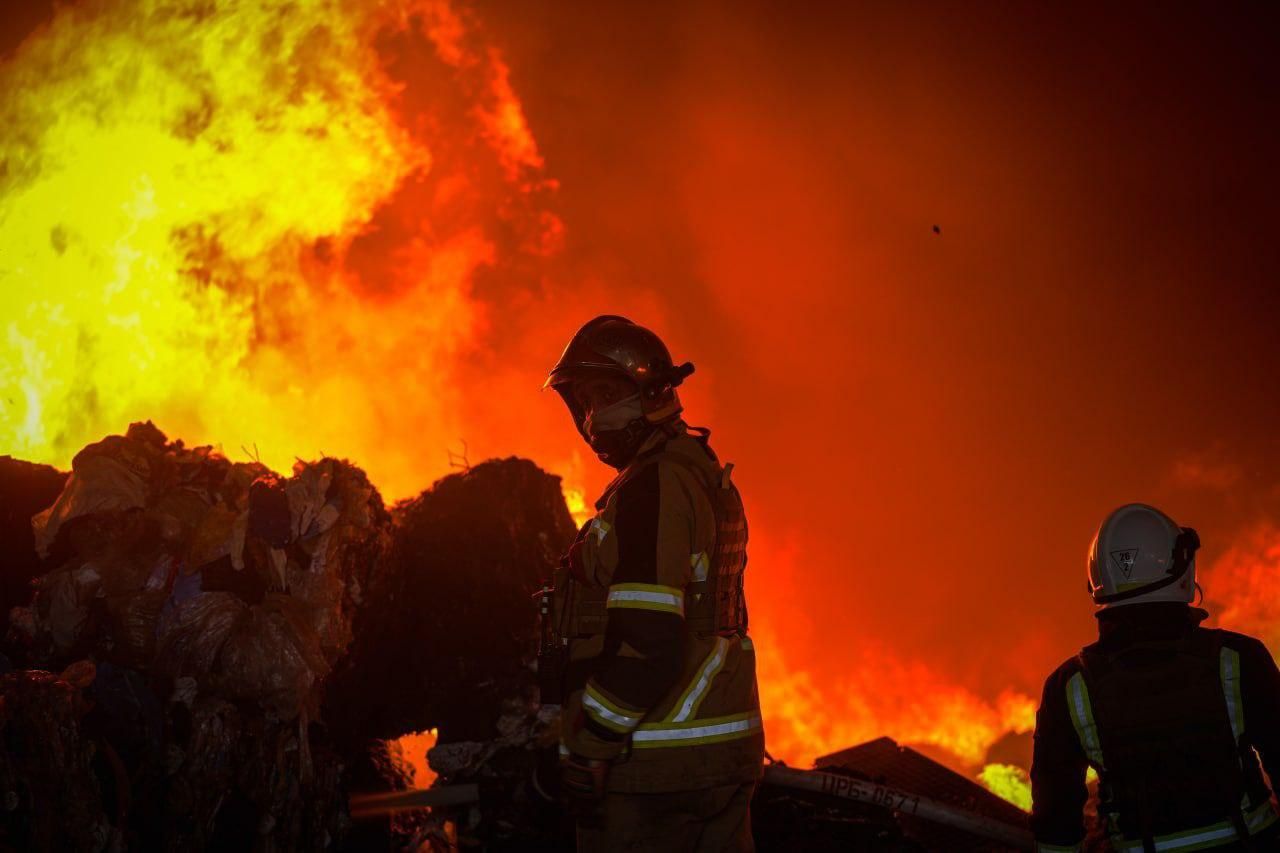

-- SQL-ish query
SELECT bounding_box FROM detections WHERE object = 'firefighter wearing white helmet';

[1086,503,1200,608]
[1031,504,1280,852]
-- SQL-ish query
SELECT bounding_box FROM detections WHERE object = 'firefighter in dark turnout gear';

[542,316,763,853]
[1031,504,1280,852]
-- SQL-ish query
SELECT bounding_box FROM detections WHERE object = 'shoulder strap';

[1064,665,1107,770]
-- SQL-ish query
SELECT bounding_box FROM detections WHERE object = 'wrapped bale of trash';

[2,422,391,852]
[12,421,390,713]
[0,664,115,853]
[0,456,67,652]
[4,426,581,850]
[326,457,577,850]
[326,457,575,744]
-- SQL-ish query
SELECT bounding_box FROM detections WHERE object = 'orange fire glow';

[1203,525,1280,651]
[754,621,1035,769]
[387,728,440,789]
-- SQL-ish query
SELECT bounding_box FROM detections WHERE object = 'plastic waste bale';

[281,458,391,661]
[5,424,586,850]
[212,594,329,718]
[30,423,164,558]
[14,423,390,725]
[0,665,116,853]
[3,424,395,849]
[159,693,347,851]
[325,456,576,745]
[27,510,171,665]
[0,456,67,641]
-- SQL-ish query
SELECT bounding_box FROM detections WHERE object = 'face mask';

[582,393,644,439]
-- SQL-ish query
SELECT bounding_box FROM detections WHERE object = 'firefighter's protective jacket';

[555,424,764,793]
[1031,603,1280,852]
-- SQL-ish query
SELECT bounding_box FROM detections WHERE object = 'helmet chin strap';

[588,417,654,469]
[582,393,653,468]
[1093,527,1201,605]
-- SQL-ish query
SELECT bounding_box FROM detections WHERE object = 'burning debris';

[328,456,577,850]
[0,668,111,851]
[0,424,583,851]
[2,421,389,850]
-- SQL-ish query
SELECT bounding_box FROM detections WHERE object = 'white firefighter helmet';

[1087,503,1200,609]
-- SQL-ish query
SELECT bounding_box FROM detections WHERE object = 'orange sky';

[460,1,1280,703]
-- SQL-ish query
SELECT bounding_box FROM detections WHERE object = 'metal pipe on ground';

[349,763,1034,850]
[348,783,482,819]
[762,763,1034,851]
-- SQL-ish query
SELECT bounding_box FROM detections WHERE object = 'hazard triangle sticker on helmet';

[1110,549,1138,579]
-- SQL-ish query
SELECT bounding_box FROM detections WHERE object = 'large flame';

[754,620,1035,769]
[3,0,1045,808]
[0,0,561,501]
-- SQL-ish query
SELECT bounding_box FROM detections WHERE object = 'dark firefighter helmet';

[543,315,695,434]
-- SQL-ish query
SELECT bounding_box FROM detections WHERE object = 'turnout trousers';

[576,780,756,853]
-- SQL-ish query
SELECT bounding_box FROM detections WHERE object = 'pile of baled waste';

[0,422,576,852]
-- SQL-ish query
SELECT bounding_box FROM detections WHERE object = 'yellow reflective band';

[1035,843,1081,853]
[666,637,730,722]
[633,712,762,748]
[589,518,611,544]
[740,637,754,653]
[582,682,643,734]
[1246,798,1279,834]
[1110,799,1279,852]
[1221,647,1245,745]
[1112,822,1237,852]
[606,583,684,616]
[585,682,644,719]
[1066,672,1105,769]
[691,551,709,582]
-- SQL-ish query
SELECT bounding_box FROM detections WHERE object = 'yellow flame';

[562,485,591,528]
[0,0,557,501]
[978,763,1031,811]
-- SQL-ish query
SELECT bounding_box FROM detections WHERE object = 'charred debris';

[0,423,1029,852]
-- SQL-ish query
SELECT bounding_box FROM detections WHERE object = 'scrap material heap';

[0,422,577,851]
[2,421,392,850]
[0,423,1031,851]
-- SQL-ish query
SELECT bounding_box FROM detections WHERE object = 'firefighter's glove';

[559,752,609,820]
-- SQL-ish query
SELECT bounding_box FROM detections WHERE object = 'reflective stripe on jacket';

[1031,604,1280,851]
[557,426,764,793]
